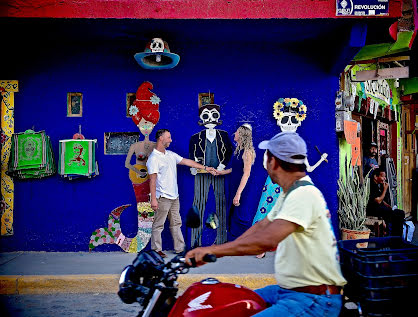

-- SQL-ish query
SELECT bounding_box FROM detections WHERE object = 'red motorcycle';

[118,207,266,316]
[118,250,267,316]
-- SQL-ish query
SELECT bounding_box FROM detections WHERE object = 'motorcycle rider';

[186,132,346,316]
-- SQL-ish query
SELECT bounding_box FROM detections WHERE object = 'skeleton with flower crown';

[252,97,328,233]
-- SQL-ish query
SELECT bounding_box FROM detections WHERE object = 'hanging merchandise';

[58,131,99,180]
[348,64,401,123]
[7,129,56,179]
[134,38,180,70]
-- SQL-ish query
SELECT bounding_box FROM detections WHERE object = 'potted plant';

[337,159,371,247]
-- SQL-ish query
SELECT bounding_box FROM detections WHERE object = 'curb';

[0,274,276,295]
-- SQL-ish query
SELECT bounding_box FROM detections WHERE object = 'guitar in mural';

[89,82,160,252]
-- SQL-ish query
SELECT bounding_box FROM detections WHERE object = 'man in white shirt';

[186,132,346,316]
[147,129,216,258]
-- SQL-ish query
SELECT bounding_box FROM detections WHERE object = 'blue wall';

[0,18,362,251]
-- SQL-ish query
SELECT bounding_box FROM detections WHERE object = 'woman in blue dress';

[221,123,256,241]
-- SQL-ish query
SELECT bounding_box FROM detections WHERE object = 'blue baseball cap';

[258,132,307,164]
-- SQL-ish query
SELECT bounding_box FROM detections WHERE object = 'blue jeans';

[254,285,342,316]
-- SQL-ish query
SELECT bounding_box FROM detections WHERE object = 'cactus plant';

[337,158,370,231]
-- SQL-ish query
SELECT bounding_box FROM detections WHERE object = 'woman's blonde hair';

[234,124,256,165]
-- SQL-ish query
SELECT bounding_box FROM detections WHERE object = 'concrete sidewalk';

[0,251,276,294]
[3,227,417,295]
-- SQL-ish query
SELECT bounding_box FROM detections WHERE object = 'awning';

[353,31,415,61]
[400,77,418,95]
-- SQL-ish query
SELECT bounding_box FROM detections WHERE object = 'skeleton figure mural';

[134,38,180,70]
[252,98,328,258]
[89,82,160,253]
[189,103,233,246]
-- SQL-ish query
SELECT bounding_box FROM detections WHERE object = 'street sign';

[336,0,389,16]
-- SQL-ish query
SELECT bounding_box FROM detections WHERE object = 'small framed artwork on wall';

[67,92,83,117]
[126,93,136,117]
[198,93,214,108]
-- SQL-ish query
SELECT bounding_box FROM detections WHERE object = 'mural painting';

[189,102,233,246]
[89,81,160,252]
[252,98,328,257]
[0,80,18,236]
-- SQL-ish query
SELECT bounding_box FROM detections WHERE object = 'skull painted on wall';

[198,104,222,129]
[273,98,307,133]
[277,112,301,132]
[150,38,165,53]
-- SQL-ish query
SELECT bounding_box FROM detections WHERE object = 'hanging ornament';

[134,38,180,70]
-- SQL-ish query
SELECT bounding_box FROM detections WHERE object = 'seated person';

[363,142,379,178]
[367,168,404,236]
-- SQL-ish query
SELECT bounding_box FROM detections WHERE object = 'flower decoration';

[266,196,274,204]
[138,203,155,219]
[150,95,161,105]
[262,185,267,192]
[0,130,8,145]
[275,187,281,193]
[260,207,267,214]
[272,97,308,123]
[290,98,299,108]
[296,112,307,121]
[129,105,139,116]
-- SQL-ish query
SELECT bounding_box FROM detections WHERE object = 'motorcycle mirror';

[205,213,219,230]
[186,206,200,228]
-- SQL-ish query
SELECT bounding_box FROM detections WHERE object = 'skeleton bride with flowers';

[252,97,328,258]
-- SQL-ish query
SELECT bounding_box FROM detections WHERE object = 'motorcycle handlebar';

[203,254,217,263]
[189,254,217,267]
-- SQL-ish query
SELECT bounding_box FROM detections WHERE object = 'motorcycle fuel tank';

[168,278,267,316]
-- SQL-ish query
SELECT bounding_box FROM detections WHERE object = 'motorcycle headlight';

[118,266,137,304]
[119,266,130,285]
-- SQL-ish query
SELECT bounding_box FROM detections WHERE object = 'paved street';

[0,294,141,317]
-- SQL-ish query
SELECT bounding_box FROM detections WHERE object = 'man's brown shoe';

[156,250,167,258]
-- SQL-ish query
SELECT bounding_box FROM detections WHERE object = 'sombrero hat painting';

[134,38,180,70]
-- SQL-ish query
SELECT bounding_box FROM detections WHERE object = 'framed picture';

[67,93,83,117]
[198,93,214,108]
[104,132,140,155]
[126,93,136,117]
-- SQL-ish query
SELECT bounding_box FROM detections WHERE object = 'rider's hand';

[383,182,389,190]
[185,247,213,267]
[151,198,158,211]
